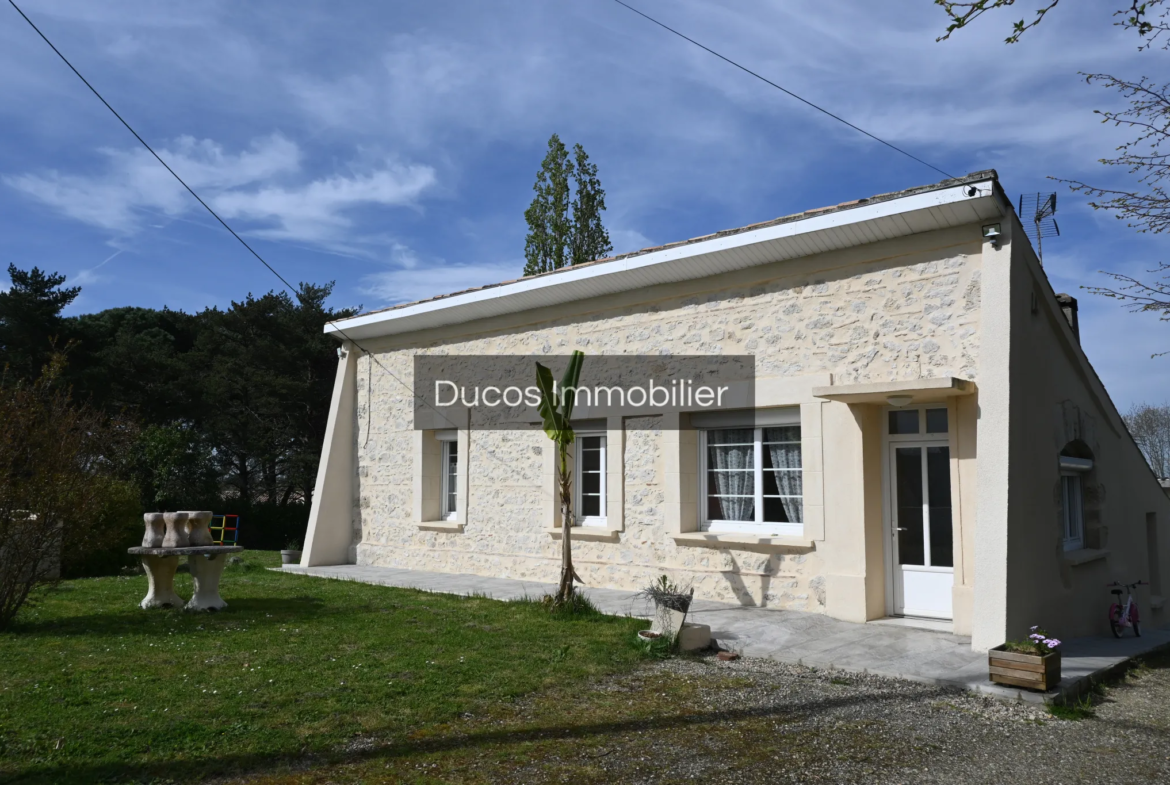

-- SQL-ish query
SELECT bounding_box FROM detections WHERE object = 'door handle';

[896,527,909,532]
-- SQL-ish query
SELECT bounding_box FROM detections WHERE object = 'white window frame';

[574,433,607,527]
[441,439,458,522]
[699,426,803,537]
[1060,455,1092,551]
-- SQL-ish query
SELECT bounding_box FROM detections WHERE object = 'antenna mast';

[1017,192,1060,265]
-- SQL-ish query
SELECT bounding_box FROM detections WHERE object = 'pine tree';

[523,135,612,276]
[0,264,80,381]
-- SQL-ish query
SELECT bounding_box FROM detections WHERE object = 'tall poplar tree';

[523,134,613,276]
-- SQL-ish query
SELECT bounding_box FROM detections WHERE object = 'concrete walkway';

[280,563,1170,704]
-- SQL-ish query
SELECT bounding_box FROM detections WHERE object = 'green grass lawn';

[0,552,646,784]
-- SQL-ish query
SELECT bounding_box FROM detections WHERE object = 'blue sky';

[1,0,1167,408]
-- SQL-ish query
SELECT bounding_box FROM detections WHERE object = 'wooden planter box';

[988,645,1061,691]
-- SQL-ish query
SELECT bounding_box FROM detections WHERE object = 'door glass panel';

[889,410,920,435]
[925,408,949,434]
[895,447,925,565]
[927,446,953,567]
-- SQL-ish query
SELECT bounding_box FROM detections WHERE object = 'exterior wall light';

[886,395,913,407]
[982,223,1002,248]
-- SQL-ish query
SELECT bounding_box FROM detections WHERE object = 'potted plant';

[635,575,708,650]
[281,540,302,566]
[989,626,1062,691]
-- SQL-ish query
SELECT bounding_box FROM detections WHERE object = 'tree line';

[0,264,355,563]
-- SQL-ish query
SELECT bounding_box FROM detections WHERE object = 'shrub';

[0,358,139,628]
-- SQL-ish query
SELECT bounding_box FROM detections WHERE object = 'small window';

[889,410,919,435]
[442,440,458,521]
[1059,450,1091,552]
[925,408,948,434]
[576,435,606,526]
[702,426,803,534]
[1061,474,1084,551]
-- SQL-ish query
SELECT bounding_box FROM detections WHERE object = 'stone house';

[301,170,1169,652]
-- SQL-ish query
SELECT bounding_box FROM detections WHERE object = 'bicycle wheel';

[1133,606,1141,638]
[1109,604,1124,638]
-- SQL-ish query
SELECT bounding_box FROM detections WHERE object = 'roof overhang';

[328,175,1006,341]
[812,377,975,405]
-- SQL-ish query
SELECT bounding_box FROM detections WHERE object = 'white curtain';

[709,428,753,521]
[765,427,802,522]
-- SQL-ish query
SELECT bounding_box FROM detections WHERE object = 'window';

[441,440,458,521]
[701,426,802,535]
[575,434,606,526]
[888,407,949,436]
[1061,474,1083,551]
[1059,454,1092,551]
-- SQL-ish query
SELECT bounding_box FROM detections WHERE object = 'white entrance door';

[889,442,954,619]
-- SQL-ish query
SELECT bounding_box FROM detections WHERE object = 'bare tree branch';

[935,0,1168,46]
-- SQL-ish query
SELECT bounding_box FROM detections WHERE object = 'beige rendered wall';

[1000,213,1170,644]
[301,344,358,567]
[312,226,985,618]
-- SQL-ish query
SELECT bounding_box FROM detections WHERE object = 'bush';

[0,359,139,627]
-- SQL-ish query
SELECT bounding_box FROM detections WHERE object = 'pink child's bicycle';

[1107,580,1147,639]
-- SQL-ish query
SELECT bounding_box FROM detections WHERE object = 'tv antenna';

[1018,192,1060,264]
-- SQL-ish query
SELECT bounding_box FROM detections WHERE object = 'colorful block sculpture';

[209,514,240,546]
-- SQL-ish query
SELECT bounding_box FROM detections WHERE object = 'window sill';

[1063,548,1108,566]
[672,532,813,551]
[544,527,620,542]
[417,521,465,533]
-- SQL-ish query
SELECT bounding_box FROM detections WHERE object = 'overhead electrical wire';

[10,0,958,438]
[609,0,958,181]
[6,0,468,431]
[7,0,302,298]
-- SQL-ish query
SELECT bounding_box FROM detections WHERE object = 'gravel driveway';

[471,650,1170,785]
[229,646,1170,783]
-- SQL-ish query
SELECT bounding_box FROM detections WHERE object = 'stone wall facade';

[350,230,983,610]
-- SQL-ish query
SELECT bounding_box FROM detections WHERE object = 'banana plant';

[535,350,585,605]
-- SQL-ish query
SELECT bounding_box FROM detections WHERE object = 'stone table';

[127,546,244,611]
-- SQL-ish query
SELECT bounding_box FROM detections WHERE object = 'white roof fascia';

[328,178,1002,341]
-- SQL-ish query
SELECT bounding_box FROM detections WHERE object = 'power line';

[6,0,301,296]
[7,0,462,431]
[609,0,957,181]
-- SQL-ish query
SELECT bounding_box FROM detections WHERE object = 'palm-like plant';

[535,351,585,605]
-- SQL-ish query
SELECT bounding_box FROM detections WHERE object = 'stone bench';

[131,512,243,611]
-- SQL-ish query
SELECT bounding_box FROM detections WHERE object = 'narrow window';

[1061,474,1083,551]
[1059,452,1092,552]
[702,426,803,535]
[442,440,458,521]
[575,434,606,526]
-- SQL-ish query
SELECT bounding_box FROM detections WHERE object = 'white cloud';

[287,33,556,147]
[211,162,436,243]
[4,134,300,233]
[362,257,521,306]
[4,134,435,248]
